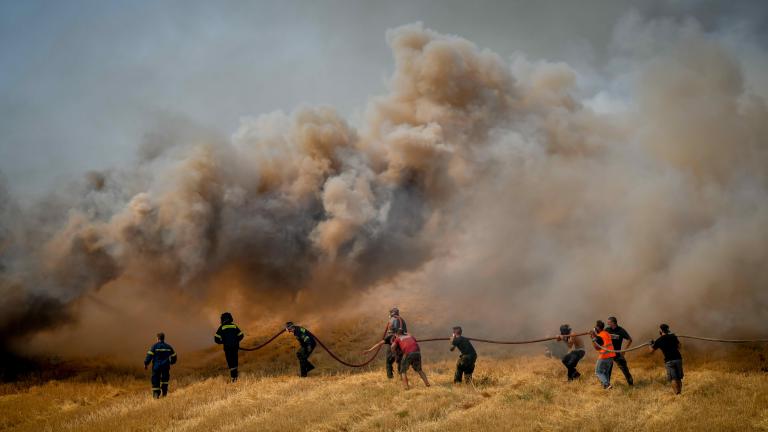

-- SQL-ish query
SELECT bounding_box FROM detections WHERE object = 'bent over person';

[391,328,430,389]
[144,332,177,398]
[214,312,244,382]
[556,324,585,381]
[450,326,477,384]
[286,322,317,377]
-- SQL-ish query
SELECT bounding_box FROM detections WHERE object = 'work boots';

[299,361,315,377]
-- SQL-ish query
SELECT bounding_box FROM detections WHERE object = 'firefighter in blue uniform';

[143,332,177,398]
[214,312,244,382]
[286,322,317,377]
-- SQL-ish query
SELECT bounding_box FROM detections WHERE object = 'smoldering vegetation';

[1,15,767,357]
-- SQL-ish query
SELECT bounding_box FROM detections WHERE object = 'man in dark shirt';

[606,316,634,386]
[286,322,317,377]
[650,323,684,395]
[450,326,477,384]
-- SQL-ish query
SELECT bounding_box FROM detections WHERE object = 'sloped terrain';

[2,334,767,431]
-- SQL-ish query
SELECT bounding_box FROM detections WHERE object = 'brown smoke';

[1,18,767,357]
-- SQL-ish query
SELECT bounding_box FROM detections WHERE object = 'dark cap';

[660,323,670,334]
[559,324,571,335]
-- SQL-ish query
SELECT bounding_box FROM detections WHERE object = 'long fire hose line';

[313,332,594,367]
[239,326,391,367]
[313,336,385,368]
[469,332,591,344]
[679,335,768,343]
[591,334,768,354]
[238,329,286,351]
[238,328,768,367]
[238,330,593,366]
[240,332,591,352]
[305,324,392,368]
[592,341,653,354]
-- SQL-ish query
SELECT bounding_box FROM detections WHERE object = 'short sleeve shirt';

[451,336,476,356]
[392,335,420,355]
[652,334,682,361]
[606,326,631,350]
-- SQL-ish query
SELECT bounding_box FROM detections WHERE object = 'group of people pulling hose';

[142,308,686,398]
[557,318,683,394]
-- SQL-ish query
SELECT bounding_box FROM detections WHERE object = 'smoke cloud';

[2,15,767,356]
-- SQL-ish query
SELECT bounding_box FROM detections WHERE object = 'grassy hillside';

[2,332,767,432]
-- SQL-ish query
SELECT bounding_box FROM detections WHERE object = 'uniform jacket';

[214,322,244,348]
[291,326,316,348]
[144,341,177,370]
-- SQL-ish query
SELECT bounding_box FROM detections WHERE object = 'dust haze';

[1,11,767,357]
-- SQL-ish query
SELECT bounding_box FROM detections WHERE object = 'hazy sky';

[1,0,766,196]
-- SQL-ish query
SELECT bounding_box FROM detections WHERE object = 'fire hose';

[593,334,768,354]
[238,329,286,351]
[678,335,768,343]
[240,329,768,366]
[239,329,596,367]
[239,326,391,368]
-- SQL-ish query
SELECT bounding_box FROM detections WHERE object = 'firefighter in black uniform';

[286,322,317,377]
[384,307,407,379]
[214,312,244,382]
[144,332,177,398]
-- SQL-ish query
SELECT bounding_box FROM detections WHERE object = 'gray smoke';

[1,15,767,355]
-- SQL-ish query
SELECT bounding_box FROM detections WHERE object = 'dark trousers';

[562,350,585,380]
[385,344,402,379]
[224,346,239,380]
[297,344,315,377]
[151,367,170,398]
[454,354,477,383]
[613,354,634,385]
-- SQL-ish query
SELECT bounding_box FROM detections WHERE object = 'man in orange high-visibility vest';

[589,320,616,389]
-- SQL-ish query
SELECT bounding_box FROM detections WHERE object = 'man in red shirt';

[391,328,430,390]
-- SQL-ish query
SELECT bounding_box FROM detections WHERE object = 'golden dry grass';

[2,338,768,432]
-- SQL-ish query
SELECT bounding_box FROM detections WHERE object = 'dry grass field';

[2,331,767,432]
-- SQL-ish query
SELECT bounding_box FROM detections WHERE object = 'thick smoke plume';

[1,17,767,356]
